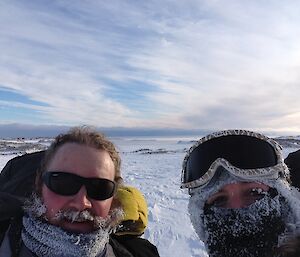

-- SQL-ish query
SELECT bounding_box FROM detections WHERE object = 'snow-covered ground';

[0,136,299,257]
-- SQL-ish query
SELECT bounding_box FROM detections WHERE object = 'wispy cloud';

[1,0,300,133]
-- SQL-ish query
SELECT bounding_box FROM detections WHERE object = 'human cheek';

[42,185,68,221]
[91,198,113,217]
[206,196,228,208]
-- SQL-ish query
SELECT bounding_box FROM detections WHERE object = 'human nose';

[68,186,92,210]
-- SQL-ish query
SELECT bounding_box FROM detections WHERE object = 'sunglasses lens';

[184,135,278,184]
[43,172,82,196]
[43,172,115,200]
[86,179,115,200]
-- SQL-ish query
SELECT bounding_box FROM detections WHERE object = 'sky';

[1,0,300,137]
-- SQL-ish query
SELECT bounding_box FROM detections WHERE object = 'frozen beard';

[203,192,289,257]
[22,193,123,257]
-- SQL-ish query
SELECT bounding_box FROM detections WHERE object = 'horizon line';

[0,123,299,139]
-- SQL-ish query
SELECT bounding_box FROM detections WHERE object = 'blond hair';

[36,126,122,194]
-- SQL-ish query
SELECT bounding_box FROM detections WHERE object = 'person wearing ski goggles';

[181,129,300,257]
[0,127,159,257]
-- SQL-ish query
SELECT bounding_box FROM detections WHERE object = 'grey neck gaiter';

[203,193,290,257]
[21,214,110,257]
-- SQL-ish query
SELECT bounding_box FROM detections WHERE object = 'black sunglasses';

[42,171,116,200]
[183,135,278,184]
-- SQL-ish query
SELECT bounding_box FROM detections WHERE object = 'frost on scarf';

[21,193,123,257]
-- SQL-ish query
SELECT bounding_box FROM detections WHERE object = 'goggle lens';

[184,135,278,184]
[42,172,115,200]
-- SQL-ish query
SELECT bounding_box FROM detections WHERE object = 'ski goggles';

[42,171,116,200]
[181,130,287,190]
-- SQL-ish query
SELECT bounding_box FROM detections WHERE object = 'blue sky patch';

[102,79,158,111]
[0,87,49,107]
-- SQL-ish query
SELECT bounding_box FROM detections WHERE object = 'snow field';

[1,138,299,257]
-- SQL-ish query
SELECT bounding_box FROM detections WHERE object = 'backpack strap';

[8,213,23,257]
[0,219,10,245]
[0,192,24,256]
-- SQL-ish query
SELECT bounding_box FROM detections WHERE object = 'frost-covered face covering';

[203,190,289,257]
[183,130,300,256]
[22,193,123,257]
[188,171,300,257]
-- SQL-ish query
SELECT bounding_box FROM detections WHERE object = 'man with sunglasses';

[0,127,159,257]
[181,130,300,257]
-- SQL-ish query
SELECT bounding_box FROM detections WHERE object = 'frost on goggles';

[181,130,285,189]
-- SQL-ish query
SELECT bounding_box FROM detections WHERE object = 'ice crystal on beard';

[23,193,124,233]
[53,208,124,231]
[54,209,95,223]
[23,193,47,218]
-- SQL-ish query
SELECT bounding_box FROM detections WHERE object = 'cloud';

[1,0,300,133]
